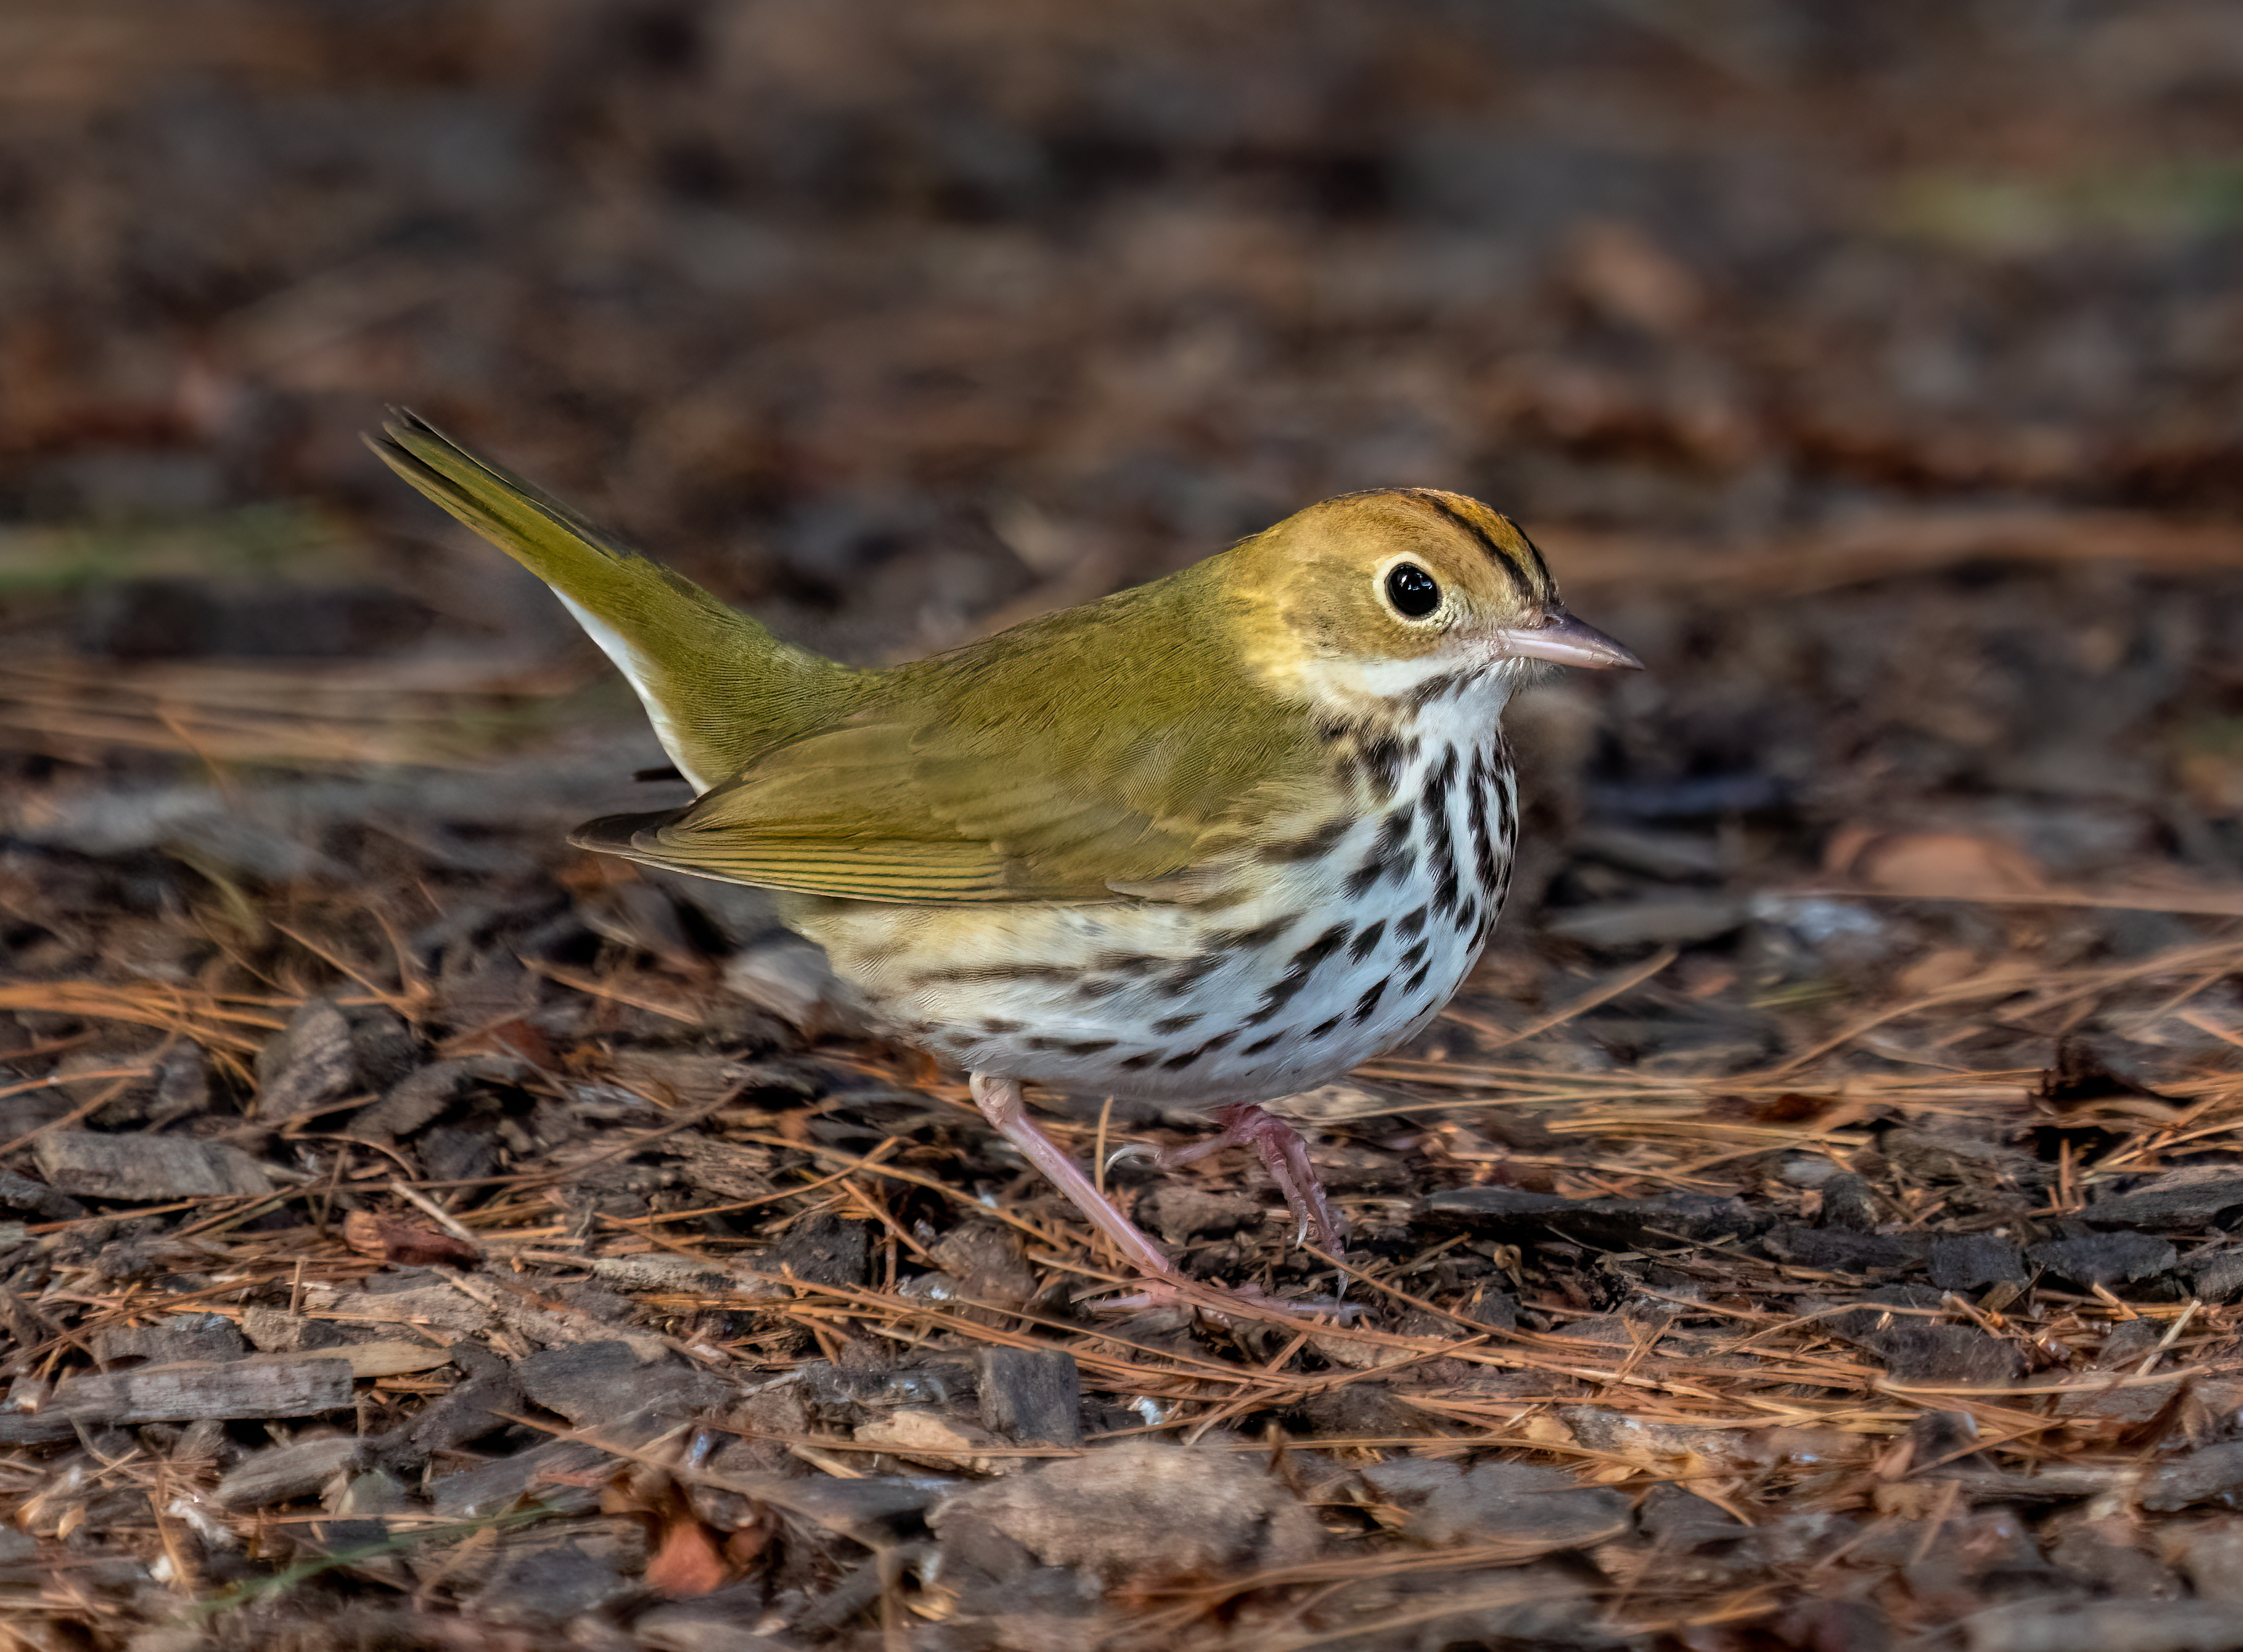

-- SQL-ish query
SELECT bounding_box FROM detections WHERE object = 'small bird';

[370,413,1639,1295]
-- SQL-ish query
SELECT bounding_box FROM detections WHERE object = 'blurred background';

[4,0,2243,1003]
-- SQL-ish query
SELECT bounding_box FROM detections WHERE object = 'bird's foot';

[966,1075,1358,1327]
[1143,1102,1348,1256]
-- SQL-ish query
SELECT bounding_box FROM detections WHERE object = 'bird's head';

[1227,487,1641,714]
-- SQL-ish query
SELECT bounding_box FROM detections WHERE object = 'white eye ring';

[1378,557,1444,622]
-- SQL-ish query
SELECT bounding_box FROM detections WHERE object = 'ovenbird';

[369,412,1639,1290]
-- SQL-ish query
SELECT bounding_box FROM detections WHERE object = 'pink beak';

[1493,608,1644,671]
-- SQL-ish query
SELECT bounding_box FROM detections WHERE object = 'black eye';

[1384,562,1440,618]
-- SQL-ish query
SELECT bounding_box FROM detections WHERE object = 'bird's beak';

[1492,608,1644,671]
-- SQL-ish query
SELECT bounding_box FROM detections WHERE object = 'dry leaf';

[1827,826,2047,899]
[447,1015,552,1066]
[1568,218,1704,335]
[645,1515,731,1598]
[1894,946,1984,995]
[852,1407,1017,1476]
[341,1209,479,1266]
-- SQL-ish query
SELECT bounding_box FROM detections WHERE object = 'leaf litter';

[4,3,2243,1648]
[6,728,2243,1649]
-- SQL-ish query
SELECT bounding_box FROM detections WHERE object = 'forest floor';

[5,3,2243,1648]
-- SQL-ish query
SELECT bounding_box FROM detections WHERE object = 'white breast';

[817,724,1520,1105]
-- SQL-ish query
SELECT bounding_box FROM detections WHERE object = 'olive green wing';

[574,717,1302,903]
[572,575,1320,904]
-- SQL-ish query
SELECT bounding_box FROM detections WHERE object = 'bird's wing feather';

[575,577,1324,904]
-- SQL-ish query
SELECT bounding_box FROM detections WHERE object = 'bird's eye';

[1383,562,1441,619]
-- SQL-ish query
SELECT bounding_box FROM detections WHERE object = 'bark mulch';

[5,3,2243,1645]
[5,707,2243,1651]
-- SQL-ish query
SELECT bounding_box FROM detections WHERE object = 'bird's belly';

[789,738,1515,1103]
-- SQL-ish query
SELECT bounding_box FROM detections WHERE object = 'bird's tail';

[367,410,857,792]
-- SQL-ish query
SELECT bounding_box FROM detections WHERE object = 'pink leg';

[1157,1103,1346,1256]
[970,1073,1183,1283]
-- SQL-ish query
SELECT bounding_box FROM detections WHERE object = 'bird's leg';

[970,1079,1360,1324]
[1156,1103,1346,1256]
[968,1073,1183,1283]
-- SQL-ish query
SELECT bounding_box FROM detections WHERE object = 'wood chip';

[47,1353,354,1424]
[976,1347,1081,1447]
[215,1434,359,1510]
[32,1129,274,1199]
